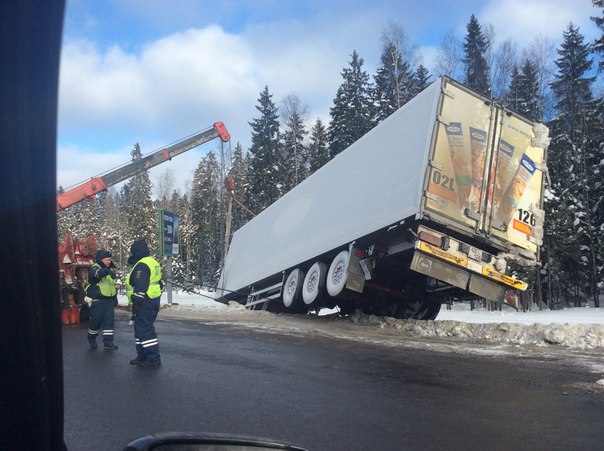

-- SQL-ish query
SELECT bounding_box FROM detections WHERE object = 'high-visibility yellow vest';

[125,256,162,303]
[86,263,117,297]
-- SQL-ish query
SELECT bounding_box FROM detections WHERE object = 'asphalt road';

[63,312,603,451]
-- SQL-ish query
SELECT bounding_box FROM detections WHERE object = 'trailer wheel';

[303,262,326,305]
[326,250,350,297]
[376,301,399,318]
[282,268,304,308]
[417,300,442,320]
[375,293,442,320]
[397,298,442,320]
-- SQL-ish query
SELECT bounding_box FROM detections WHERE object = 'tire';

[420,300,442,320]
[326,250,350,297]
[397,297,442,320]
[374,291,442,320]
[376,301,399,318]
[282,268,303,308]
[302,262,326,306]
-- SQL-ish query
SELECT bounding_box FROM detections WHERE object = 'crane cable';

[230,191,256,217]
[163,278,248,300]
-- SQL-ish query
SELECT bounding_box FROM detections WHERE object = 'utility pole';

[222,177,235,269]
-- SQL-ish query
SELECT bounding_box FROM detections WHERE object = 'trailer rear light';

[355,249,369,258]
[418,230,447,249]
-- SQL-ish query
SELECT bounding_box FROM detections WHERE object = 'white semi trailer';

[217,77,549,319]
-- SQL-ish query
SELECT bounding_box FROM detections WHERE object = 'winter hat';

[96,249,112,264]
[129,240,150,262]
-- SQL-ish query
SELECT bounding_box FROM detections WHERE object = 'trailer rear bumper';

[410,241,528,304]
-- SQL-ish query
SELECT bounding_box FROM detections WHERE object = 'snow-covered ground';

[438,302,604,325]
[119,291,604,353]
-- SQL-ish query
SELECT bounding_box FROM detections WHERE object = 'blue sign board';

[159,209,180,256]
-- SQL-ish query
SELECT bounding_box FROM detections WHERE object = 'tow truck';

[58,122,230,323]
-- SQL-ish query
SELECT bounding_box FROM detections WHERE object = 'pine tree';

[506,65,523,112]
[280,94,309,190]
[550,24,594,134]
[506,59,543,121]
[411,65,432,96]
[178,190,196,286]
[120,143,157,254]
[223,142,253,261]
[592,0,604,71]
[307,118,330,174]
[462,15,491,96]
[190,152,222,286]
[591,0,604,305]
[519,59,543,121]
[56,184,102,247]
[329,51,374,158]
[247,86,282,212]
[57,200,92,243]
[546,23,598,307]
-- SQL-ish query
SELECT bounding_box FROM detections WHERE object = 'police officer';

[125,240,163,367]
[86,250,118,350]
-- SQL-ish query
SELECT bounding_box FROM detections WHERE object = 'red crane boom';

[56,121,230,212]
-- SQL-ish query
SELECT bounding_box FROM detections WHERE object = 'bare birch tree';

[434,29,463,79]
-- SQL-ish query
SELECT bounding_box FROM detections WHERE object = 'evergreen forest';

[58,3,604,310]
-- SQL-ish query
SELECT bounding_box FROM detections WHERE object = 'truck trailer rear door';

[424,78,546,261]
[484,111,546,257]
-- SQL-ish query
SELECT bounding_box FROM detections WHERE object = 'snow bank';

[152,292,604,350]
[349,310,604,350]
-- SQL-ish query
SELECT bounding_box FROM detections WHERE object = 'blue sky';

[57,0,601,195]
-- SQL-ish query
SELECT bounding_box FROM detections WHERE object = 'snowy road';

[63,297,604,451]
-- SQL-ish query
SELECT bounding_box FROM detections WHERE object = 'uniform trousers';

[133,297,160,361]
[88,298,116,345]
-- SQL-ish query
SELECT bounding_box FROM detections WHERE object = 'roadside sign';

[159,209,180,256]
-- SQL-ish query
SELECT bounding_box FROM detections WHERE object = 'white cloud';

[59,26,258,136]
[57,17,383,193]
[57,144,130,190]
[418,45,441,75]
[58,0,601,195]
[479,0,599,46]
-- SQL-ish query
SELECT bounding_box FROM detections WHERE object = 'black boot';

[138,359,161,367]
[87,336,97,350]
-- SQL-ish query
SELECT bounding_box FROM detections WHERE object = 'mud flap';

[410,251,505,303]
[468,274,505,304]
[410,252,469,290]
[345,251,366,293]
